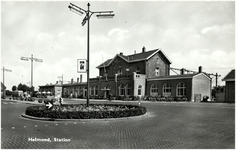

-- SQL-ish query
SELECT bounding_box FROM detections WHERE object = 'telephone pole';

[1,66,12,98]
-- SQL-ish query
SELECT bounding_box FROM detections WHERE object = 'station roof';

[97,49,172,69]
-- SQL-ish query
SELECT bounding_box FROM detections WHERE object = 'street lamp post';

[20,54,43,90]
[1,66,12,98]
[68,3,115,106]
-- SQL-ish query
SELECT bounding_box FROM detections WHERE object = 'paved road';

[1,99,235,149]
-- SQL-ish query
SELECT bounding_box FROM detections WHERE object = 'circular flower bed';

[25,104,147,119]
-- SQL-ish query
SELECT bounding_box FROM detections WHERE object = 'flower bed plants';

[25,104,147,119]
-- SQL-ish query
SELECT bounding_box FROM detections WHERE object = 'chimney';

[80,74,82,83]
[77,77,79,83]
[134,50,136,54]
[120,52,123,55]
[180,68,185,75]
[198,66,202,73]
[71,78,73,84]
[142,46,146,53]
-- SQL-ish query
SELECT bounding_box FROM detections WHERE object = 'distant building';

[39,47,212,102]
[38,83,63,97]
[222,69,235,103]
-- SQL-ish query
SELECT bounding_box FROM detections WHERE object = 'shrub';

[31,97,35,102]
[38,99,43,103]
[43,98,56,104]
[43,99,50,104]
[25,104,147,119]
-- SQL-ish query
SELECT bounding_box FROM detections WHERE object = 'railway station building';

[39,47,212,102]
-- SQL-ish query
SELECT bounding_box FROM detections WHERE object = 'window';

[125,84,131,96]
[150,84,158,96]
[163,83,171,97]
[95,86,98,95]
[117,69,122,75]
[84,87,87,97]
[119,84,125,96]
[90,86,94,96]
[176,83,186,97]
[79,87,83,95]
[136,67,140,74]
[155,68,160,76]
[89,87,93,96]
[138,85,142,95]
[105,85,110,90]
[89,87,92,96]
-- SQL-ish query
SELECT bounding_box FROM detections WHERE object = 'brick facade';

[146,52,170,78]
[146,77,193,101]
[39,49,211,102]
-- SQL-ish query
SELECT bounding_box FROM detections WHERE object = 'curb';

[21,112,148,122]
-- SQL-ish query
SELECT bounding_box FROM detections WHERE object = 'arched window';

[163,83,171,97]
[138,85,142,95]
[155,68,160,76]
[105,85,110,90]
[150,84,158,96]
[95,86,98,95]
[125,84,131,96]
[79,87,83,96]
[84,87,87,97]
[119,84,125,96]
[176,83,186,97]
[90,86,94,96]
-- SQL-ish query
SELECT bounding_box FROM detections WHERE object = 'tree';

[29,86,35,92]
[12,85,17,91]
[17,83,30,92]
[6,90,12,96]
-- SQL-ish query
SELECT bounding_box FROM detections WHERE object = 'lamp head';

[68,5,83,16]
[21,57,29,61]
[35,59,43,62]
[96,14,115,19]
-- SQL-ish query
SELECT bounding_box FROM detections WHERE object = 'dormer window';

[155,67,160,76]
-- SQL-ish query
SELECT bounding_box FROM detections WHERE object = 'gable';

[222,69,235,81]
[193,73,211,80]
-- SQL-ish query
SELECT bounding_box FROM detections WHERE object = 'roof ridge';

[126,49,158,57]
[96,48,171,69]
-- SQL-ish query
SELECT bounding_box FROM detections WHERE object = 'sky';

[1,0,235,91]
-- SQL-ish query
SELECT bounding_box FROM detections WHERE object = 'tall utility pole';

[20,54,43,88]
[68,3,115,106]
[1,66,12,97]
[215,73,221,88]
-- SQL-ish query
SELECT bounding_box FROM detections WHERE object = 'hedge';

[25,104,147,119]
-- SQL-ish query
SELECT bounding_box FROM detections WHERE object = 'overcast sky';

[1,1,235,91]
